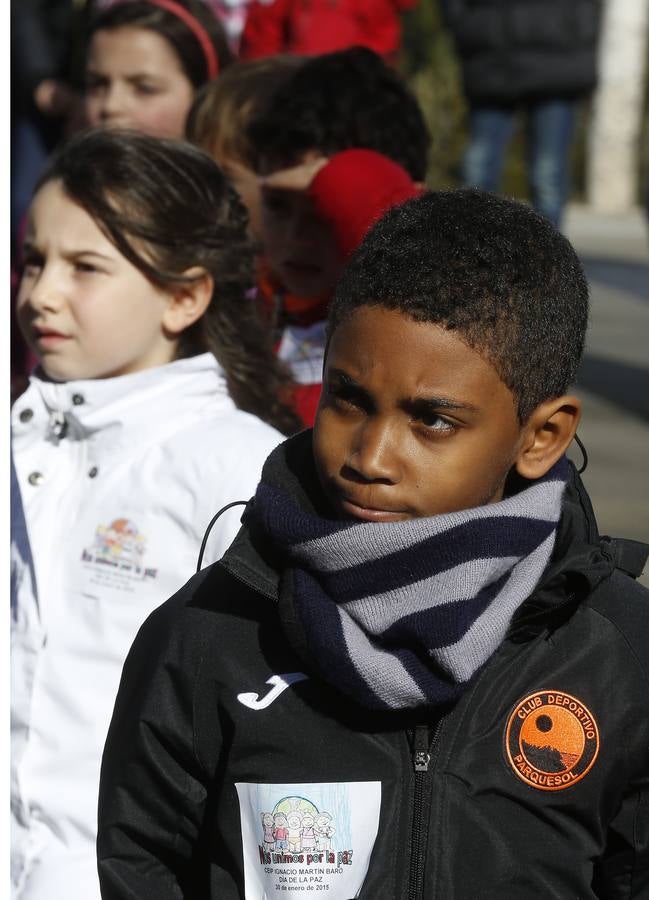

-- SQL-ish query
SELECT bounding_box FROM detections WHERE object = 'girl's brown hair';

[37,128,301,435]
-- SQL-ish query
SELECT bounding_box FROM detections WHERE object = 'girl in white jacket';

[10,129,298,900]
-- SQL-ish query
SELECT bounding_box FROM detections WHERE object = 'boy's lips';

[339,495,409,522]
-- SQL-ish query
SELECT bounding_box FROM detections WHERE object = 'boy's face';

[259,153,345,299]
[313,306,526,521]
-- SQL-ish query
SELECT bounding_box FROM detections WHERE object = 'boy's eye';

[326,383,369,414]
[416,411,456,435]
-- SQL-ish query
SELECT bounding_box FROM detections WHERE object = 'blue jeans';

[462,99,577,228]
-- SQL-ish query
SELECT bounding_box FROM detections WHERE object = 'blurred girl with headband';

[84,0,233,137]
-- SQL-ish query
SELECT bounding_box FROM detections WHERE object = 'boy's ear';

[161,267,213,335]
[514,395,582,480]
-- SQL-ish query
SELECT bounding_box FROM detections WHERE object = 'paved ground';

[562,204,649,585]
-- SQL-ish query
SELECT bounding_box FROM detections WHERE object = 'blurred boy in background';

[187,46,428,425]
[187,55,305,240]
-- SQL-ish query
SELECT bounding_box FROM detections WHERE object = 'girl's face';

[17,179,178,382]
[85,26,195,138]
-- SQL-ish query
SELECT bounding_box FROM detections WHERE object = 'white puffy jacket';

[10,353,283,900]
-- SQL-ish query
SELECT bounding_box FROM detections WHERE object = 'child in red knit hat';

[248,46,429,425]
[191,46,429,425]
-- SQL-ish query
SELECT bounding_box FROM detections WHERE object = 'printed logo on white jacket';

[81,516,158,588]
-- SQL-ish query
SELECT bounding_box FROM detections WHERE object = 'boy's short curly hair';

[329,190,589,422]
[248,46,430,181]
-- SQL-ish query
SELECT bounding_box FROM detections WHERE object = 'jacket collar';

[12,354,232,456]
[506,461,614,639]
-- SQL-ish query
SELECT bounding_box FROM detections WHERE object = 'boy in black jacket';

[98,190,649,899]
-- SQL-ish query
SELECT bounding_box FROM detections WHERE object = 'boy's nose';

[347,418,401,484]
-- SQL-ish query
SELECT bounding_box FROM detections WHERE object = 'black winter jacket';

[98,437,649,899]
[441,0,603,104]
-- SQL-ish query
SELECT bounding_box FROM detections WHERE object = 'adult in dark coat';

[442,0,603,227]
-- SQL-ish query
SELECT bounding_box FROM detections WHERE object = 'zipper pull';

[413,724,431,773]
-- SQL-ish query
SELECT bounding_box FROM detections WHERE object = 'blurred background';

[402,1,649,207]
[400,1,649,577]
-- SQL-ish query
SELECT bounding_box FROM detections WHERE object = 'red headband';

[145,0,219,79]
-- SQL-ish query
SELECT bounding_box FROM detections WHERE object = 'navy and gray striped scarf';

[251,453,568,712]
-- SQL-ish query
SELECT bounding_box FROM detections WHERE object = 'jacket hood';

[12,353,234,461]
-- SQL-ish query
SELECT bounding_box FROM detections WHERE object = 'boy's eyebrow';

[405,396,479,415]
[327,369,363,389]
[328,368,479,414]
[327,369,374,404]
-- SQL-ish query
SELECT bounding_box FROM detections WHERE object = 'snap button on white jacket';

[11,353,283,900]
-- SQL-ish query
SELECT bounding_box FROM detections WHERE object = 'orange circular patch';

[505,690,599,791]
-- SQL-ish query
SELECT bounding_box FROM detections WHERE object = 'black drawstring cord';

[196,500,249,572]
[574,433,588,474]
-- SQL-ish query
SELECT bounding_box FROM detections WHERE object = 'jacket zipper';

[408,721,441,900]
